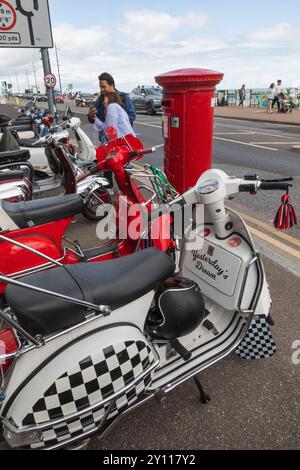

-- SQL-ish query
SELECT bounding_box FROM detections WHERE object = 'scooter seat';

[0,113,12,126]
[0,149,31,165]
[0,170,24,182]
[1,193,84,229]
[5,249,175,337]
[18,138,46,148]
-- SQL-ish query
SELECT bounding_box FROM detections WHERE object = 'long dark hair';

[105,92,125,108]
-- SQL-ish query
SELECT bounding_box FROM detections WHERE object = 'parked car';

[130,86,163,115]
[75,93,94,107]
[55,95,65,104]
[35,94,48,102]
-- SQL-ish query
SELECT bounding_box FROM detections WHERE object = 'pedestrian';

[238,85,246,107]
[88,73,136,142]
[272,80,283,111]
[92,91,136,187]
[267,83,275,113]
[93,91,136,139]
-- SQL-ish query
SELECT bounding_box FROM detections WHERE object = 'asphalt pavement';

[0,103,299,450]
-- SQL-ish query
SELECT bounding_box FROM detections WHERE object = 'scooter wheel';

[82,187,112,221]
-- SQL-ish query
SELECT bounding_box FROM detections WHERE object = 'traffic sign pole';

[41,47,57,122]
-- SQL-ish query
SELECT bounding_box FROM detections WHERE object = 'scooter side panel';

[3,324,156,449]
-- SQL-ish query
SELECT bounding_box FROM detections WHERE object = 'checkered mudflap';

[21,340,155,449]
[235,315,277,360]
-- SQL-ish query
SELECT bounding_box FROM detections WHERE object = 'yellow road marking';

[249,227,300,260]
[234,209,300,249]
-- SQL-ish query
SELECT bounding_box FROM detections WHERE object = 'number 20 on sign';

[44,73,57,89]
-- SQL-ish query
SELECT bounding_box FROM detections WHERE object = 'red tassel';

[274,194,298,230]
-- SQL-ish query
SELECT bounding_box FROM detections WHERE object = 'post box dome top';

[155,68,224,86]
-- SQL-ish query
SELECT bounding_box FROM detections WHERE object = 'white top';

[94,103,136,138]
[268,88,275,100]
[274,84,283,96]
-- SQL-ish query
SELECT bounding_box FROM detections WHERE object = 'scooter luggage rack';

[126,164,179,205]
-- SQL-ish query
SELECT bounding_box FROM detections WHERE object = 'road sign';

[0,0,53,48]
[0,1,17,31]
[44,72,56,89]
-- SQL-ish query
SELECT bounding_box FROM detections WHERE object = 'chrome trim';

[47,392,156,451]
[2,355,159,435]
[0,273,111,316]
[162,320,247,394]
[237,256,259,315]
[46,400,116,450]
[136,185,157,207]
[0,307,41,346]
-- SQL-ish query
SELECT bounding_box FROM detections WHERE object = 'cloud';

[120,10,180,45]
[53,22,110,55]
[184,11,209,29]
[1,11,299,94]
[241,23,300,48]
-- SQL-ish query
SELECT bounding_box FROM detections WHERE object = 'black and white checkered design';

[21,341,155,449]
[30,375,152,450]
[235,315,277,360]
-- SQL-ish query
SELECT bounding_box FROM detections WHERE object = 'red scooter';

[0,135,174,294]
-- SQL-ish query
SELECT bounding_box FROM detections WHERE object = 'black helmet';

[146,278,205,341]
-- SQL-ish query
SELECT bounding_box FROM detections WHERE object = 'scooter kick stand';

[194,376,211,405]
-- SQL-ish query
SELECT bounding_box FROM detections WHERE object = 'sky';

[1,0,300,93]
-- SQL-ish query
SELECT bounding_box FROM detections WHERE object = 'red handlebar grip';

[129,148,155,158]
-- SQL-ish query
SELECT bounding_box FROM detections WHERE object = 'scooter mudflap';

[235,315,277,360]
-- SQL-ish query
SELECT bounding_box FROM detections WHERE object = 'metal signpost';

[0,0,57,118]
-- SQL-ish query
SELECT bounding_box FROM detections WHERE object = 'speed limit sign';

[44,73,57,89]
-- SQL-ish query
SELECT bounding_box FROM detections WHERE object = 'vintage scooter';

[0,129,111,218]
[1,112,96,171]
[0,168,291,450]
[0,101,40,138]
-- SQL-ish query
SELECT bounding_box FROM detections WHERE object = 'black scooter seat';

[0,170,24,182]
[0,114,12,126]
[1,193,84,229]
[5,249,175,337]
[18,138,46,148]
[0,149,31,165]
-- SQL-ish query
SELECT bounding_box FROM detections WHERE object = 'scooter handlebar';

[128,147,157,159]
[259,181,293,191]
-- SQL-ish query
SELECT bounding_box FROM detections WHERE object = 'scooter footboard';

[1,324,157,450]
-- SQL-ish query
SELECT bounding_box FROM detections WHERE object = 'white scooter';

[1,106,96,169]
[0,169,287,450]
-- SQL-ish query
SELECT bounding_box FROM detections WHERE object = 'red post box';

[155,68,224,194]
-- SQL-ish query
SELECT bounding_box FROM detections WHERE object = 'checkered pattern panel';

[30,374,152,450]
[21,340,155,448]
[235,315,277,359]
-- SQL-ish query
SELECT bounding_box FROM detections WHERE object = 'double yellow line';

[235,210,300,260]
